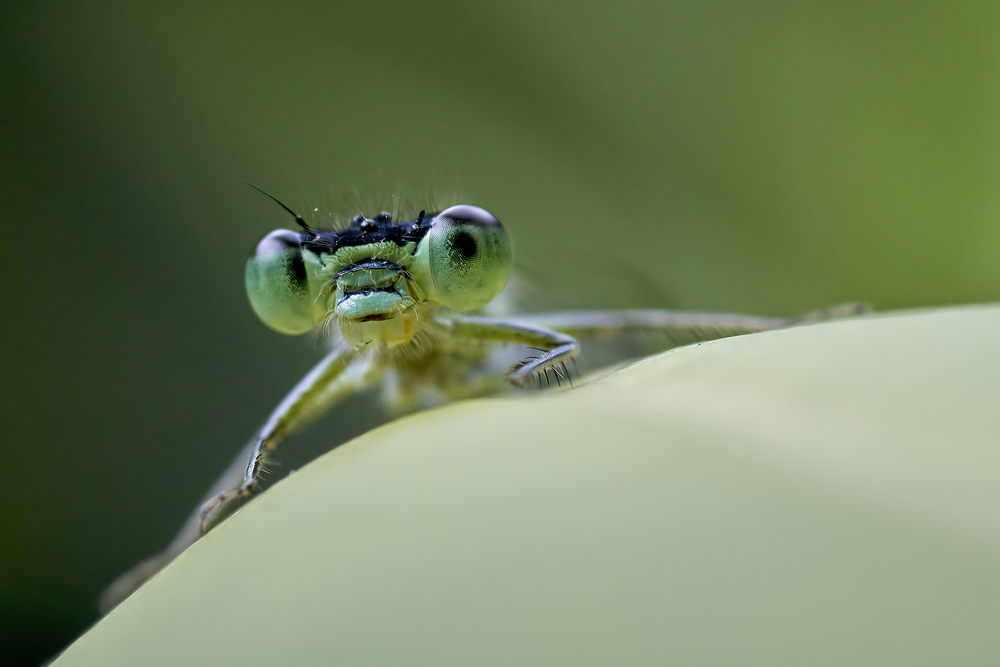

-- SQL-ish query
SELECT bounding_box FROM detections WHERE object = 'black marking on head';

[303,212,436,255]
[334,258,403,279]
[402,210,428,244]
[452,230,477,258]
[336,284,402,311]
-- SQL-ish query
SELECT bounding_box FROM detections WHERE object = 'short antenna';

[245,182,315,235]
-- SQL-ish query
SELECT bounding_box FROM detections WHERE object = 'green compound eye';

[245,229,317,334]
[412,205,513,311]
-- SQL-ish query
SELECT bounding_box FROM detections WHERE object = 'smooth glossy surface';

[54,306,1000,666]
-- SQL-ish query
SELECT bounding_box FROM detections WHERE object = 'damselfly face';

[245,205,513,348]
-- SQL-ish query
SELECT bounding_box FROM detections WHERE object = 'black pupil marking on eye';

[452,230,477,259]
[289,250,307,284]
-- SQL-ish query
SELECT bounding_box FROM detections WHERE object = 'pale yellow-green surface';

[56,306,1000,666]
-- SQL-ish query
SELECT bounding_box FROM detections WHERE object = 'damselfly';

[100,192,867,612]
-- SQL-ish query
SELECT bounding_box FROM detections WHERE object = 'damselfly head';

[244,195,513,349]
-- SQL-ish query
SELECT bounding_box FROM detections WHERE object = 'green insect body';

[99,196,868,614]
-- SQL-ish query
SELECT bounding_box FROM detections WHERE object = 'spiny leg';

[449,316,579,387]
[100,345,387,613]
[528,347,572,388]
[516,305,870,344]
[197,345,386,534]
[449,306,870,392]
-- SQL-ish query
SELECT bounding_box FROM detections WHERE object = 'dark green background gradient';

[2,1,998,663]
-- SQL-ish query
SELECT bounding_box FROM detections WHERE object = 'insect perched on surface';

[100,189,868,612]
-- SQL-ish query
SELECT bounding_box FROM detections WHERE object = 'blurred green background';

[1,1,998,663]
